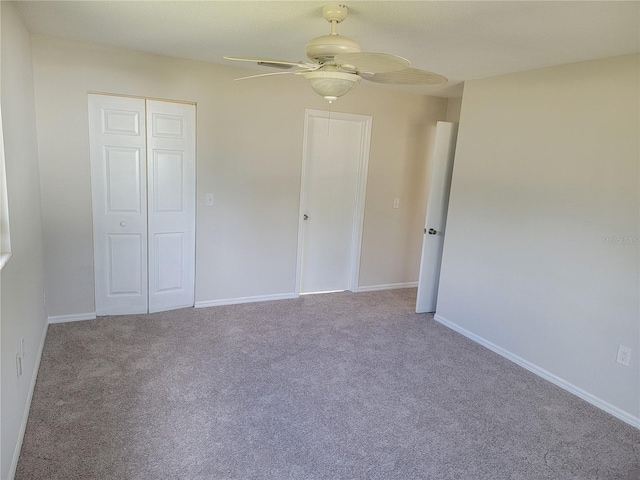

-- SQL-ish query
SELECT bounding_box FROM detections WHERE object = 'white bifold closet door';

[89,94,196,315]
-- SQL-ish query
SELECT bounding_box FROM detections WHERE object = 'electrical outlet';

[616,345,631,366]
[393,197,400,209]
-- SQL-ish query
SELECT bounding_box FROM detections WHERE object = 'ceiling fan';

[224,3,447,103]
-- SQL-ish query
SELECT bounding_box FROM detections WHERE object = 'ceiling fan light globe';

[303,71,361,101]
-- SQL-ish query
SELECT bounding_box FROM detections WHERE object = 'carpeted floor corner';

[15,289,640,479]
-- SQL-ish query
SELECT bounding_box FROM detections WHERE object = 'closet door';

[146,100,196,313]
[89,94,149,315]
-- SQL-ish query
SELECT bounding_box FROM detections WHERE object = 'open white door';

[416,121,458,313]
[146,100,196,313]
[89,95,149,315]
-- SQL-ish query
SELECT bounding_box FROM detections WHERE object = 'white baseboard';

[8,321,49,480]
[48,312,96,324]
[355,282,418,292]
[195,292,298,309]
[433,314,640,429]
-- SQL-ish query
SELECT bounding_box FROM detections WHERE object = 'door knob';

[120,221,127,227]
[303,214,309,220]
[428,228,437,235]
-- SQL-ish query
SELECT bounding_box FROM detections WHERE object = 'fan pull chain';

[327,101,332,136]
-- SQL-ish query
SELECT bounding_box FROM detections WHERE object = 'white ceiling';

[14,1,640,98]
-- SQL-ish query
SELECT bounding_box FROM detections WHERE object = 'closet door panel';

[146,100,196,313]
[89,94,148,315]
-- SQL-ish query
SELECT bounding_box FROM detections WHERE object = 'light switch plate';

[205,194,215,207]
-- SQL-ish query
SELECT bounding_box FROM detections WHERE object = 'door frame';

[294,109,372,295]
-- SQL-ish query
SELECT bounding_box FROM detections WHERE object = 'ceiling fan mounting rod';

[324,3,348,36]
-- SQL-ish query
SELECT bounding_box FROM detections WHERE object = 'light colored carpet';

[16,289,640,479]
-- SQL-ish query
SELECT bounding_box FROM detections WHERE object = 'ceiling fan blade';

[362,67,448,86]
[334,52,410,74]
[224,56,317,69]
[234,67,320,81]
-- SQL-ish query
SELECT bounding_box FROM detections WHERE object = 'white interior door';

[297,110,372,294]
[416,121,458,313]
[89,94,196,315]
[89,95,148,315]
[146,100,196,313]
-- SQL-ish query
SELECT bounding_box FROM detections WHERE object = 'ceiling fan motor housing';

[306,35,361,63]
[306,3,360,63]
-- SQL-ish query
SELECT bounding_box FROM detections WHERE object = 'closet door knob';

[120,221,127,227]
[428,228,437,235]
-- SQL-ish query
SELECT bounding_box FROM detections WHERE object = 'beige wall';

[437,55,640,422]
[1,3,48,478]
[445,96,462,123]
[30,35,448,316]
